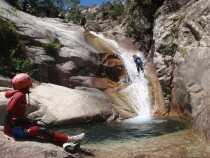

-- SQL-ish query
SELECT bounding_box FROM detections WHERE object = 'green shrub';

[44,39,61,57]
[0,18,32,77]
[6,0,20,9]
[109,2,124,20]
[158,43,178,56]
[142,0,152,6]
[66,7,82,24]
[86,12,97,20]
[179,47,188,57]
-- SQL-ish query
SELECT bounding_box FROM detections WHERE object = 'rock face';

[123,0,164,52]
[6,83,117,125]
[152,0,210,140]
[172,0,210,140]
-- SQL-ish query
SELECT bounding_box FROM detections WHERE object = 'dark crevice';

[125,0,165,53]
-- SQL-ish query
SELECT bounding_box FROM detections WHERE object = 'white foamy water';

[90,32,151,122]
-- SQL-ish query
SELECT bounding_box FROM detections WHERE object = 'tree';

[6,0,20,8]
[66,0,80,9]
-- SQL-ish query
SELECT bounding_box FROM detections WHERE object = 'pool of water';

[56,118,187,144]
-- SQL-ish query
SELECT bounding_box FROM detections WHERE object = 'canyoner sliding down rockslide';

[90,32,151,123]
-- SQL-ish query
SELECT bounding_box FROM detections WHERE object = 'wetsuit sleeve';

[5,90,15,98]
[7,92,25,113]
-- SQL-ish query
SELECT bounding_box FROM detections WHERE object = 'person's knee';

[27,126,54,139]
[27,126,39,136]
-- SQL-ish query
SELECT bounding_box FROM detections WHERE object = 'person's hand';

[36,120,45,126]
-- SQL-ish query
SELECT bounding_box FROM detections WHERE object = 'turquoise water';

[57,119,186,144]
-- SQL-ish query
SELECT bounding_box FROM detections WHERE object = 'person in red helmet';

[4,73,85,145]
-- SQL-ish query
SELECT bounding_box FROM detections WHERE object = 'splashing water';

[90,32,151,122]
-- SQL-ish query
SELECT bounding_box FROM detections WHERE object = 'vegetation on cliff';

[0,18,31,77]
[65,0,124,25]
[124,0,164,52]
[6,0,80,17]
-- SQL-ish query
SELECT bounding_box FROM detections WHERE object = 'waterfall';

[90,32,151,122]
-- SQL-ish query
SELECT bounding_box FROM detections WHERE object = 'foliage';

[109,1,124,20]
[0,18,32,77]
[66,0,80,8]
[142,0,152,6]
[158,15,184,56]
[86,12,97,20]
[179,47,188,57]
[158,43,178,56]
[66,7,82,24]
[5,0,20,9]
[27,0,60,17]
[44,39,61,57]
[6,0,80,18]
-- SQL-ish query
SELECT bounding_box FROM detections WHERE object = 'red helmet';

[11,73,32,90]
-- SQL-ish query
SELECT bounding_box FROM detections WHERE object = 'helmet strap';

[27,91,30,105]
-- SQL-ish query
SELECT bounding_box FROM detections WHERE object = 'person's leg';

[140,63,144,72]
[140,66,144,72]
[137,65,140,73]
[27,126,84,143]
[27,126,68,143]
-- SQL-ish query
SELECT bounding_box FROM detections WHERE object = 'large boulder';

[0,84,117,126]
[28,83,117,125]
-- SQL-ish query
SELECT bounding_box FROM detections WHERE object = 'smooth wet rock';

[69,76,120,90]
[146,63,166,115]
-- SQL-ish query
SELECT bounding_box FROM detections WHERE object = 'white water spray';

[91,32,151,122]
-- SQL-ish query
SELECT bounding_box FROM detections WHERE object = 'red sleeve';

[5,90,15,98]
[7,92,25,113]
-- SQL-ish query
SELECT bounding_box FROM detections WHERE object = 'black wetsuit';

[22,0,29,12]
[80,16,87,29]
[134,56,144,73]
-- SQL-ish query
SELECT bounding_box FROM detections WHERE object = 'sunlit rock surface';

[152,0,210,140]
[28,83,118,125]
